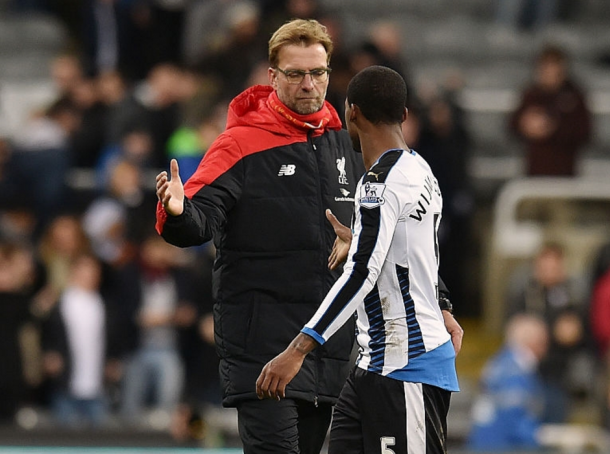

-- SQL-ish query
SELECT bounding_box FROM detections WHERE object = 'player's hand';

[442,310,463,355]
[256,333,317,400]
[256,348,306,401]
[156,159,184,216]
[326,209,352,270]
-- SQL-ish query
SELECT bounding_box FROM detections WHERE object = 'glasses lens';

[280,69,329,84]
[285,71,303,84]
[311,69,328,82]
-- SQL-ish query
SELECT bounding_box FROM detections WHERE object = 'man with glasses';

[155,19,365,454]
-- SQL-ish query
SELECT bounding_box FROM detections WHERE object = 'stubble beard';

[291,97,324,115]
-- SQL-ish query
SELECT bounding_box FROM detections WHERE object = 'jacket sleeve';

[156,134,244,247]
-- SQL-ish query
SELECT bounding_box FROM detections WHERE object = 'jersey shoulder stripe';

[362,149,403,185]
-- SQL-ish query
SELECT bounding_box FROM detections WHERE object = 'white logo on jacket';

[278,164,296,176]
[337,157,348,185]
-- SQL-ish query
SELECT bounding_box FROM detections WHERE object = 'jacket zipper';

[308,130,323,407]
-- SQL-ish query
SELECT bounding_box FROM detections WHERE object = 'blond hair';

[268,19,333,68]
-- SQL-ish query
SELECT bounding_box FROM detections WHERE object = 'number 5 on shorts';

[381,436,396,454]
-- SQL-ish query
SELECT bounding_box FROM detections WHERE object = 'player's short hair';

[346,65,407,125]
[268,19,333,68]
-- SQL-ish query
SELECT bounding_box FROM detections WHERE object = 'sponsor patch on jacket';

[358,182,386,209]
[335,188,354,202]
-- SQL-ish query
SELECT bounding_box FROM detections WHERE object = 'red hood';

[225,85,343,137]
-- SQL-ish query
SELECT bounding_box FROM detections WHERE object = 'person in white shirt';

[43,253,107,428]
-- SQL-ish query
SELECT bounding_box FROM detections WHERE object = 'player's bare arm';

[156,159,185,216]
[256,333,319,401]
[442,310,464,355]
[326,209,352,270]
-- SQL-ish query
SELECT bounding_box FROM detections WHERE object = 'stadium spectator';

[96,69,131,146]
[117,234,188,429]
[69,77,108,169]
[509,44,592,176]
[34,214,91,317]
[166,100,228,183]
[506,242,595,423]
[41,253,109,428]
[467,313,548,451]
[83,159,156,267]
[194,1,267,99]
[0,241,37,422]
[99,63,181,169]
[4,99,81,235]
[49,53,85,103]
[95,128,154,189]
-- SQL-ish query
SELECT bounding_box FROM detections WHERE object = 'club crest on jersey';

[359,181,385,209]
[336,157,348,185]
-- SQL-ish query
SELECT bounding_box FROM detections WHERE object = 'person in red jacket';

[156,19,365,454]
[509,44,592,176]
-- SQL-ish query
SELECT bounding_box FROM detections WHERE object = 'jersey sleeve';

[156,133,244,247]
[302,177,405,344]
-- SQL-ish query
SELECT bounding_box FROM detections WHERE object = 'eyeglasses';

[275,67,332,85]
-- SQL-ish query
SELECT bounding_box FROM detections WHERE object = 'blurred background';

[1,0,610,452]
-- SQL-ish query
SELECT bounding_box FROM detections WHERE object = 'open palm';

[156,159,185,216]
[326,209,352,270]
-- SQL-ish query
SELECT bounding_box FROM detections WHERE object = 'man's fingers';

[278,380,288,399]
[156,171,167,184]
[328,251,338,270]
[269,376,281,400]
[170,159,181,182]
[326,208,351,239]
[156,174,167,193]
[256,366,283,400]
[325,209,340,231]
[256,368,270,399]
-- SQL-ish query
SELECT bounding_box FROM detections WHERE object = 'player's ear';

[268,67,278,88]
[350,104,359,122]
[402,107,408,123]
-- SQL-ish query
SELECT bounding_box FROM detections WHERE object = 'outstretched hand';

[156,159,185,216]
[326,209,352,270]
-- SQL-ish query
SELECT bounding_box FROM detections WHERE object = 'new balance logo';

[278,164,296,176]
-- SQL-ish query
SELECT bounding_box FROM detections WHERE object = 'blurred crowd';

[0,0,610,449]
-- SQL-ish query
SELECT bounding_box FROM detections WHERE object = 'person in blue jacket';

[467,313,549,451]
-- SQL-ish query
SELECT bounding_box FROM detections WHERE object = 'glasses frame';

[274,67,332,85]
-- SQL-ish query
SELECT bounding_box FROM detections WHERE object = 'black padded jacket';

[156,85,365,406]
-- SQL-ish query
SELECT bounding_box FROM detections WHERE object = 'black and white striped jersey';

[302,148,459,392]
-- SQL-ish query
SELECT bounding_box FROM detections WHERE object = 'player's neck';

[361,126,408,170]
